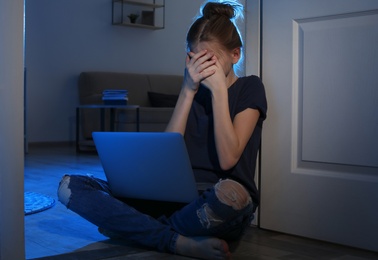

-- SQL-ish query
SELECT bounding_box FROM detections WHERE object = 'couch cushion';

[148,92,178,107]
[148,74,182,95]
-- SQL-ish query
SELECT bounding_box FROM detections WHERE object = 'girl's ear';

[231,47,241,64]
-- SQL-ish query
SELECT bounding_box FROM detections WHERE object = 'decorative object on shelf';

[127,13,139,24]
[112,0,165,30]
[141,11,154,26]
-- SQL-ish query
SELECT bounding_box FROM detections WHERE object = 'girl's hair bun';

[202,2,235,20]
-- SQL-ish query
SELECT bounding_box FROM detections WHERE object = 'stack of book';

[102,89,128,105]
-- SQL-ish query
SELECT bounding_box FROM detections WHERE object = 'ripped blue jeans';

[58,174,255,254]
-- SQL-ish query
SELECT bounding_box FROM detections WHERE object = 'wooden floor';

[25,143,378,260]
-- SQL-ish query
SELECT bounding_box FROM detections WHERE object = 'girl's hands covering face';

[200,55,227,93]
[184,49,216,92]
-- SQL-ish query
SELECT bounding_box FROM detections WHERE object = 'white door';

[258,0,378,251]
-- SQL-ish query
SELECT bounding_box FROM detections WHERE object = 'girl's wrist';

[181,83,198,97]
[210,84,228,100]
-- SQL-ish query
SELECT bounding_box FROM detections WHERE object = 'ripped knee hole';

[57,175,71,206]
[197,203,224,229]
[214,179,251,210]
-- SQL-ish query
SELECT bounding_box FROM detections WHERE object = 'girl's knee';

[57,175,72,207]
[214,179,251,210]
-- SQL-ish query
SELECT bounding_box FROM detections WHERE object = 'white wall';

[25,0,204,142]
[25,0,250,143]
[0,0,25,259]
[245,0,261,77]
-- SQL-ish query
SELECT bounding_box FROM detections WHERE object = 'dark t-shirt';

[184,75,267,207]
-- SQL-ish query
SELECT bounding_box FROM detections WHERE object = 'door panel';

[259,0,378,251]
[298,11,378,168]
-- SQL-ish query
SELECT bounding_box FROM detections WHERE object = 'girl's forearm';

[211,87,260,171]
[211,88,240,169]
[165,86,196,135]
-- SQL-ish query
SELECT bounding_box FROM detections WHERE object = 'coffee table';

[76,104,140,152]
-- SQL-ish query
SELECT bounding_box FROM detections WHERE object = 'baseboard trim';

[28,141,76,148]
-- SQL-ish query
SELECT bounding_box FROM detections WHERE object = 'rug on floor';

[25,191,55,215]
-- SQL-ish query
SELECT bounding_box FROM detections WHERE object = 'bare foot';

[176,235,231,260]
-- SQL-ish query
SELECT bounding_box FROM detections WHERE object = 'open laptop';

[92,132,198,203]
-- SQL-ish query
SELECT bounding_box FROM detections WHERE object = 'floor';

[25,143,378,260]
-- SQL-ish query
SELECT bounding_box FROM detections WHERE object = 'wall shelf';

[112,0,165,30]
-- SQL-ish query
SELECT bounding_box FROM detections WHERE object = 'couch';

[78,71,183,143]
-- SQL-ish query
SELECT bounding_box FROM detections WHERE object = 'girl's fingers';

[203,63,217,76]
[187,51,196,60]
[186,50,217,84]
[197,52,215,68]
[201,69,216,79]
[196,59,216,74]
[189,49,207,60]
[190,52,216,73]
[189,50,214,66]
